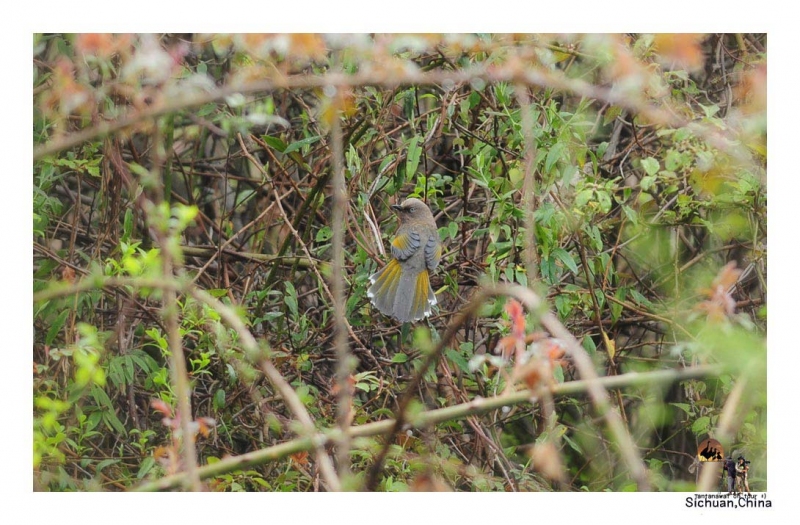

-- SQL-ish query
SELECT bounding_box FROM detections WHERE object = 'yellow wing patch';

[371,258,402,299]
[392,234,410,250]
[413,270,431,319]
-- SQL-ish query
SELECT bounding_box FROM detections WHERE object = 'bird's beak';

[391,204,403,212]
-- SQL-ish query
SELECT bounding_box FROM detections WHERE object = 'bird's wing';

[391,231,421,261]
[424,235,441,270]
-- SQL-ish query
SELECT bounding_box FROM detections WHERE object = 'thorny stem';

[330,89,354,481]
[494,283,652,490]
[366,282,653,491]
[147,120,201,491]
[134,363,719,492]
[513,84,540,282]
[35,64,752,166]
[34,272,720,493]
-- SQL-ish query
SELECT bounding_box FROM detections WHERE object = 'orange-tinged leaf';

[608,39,640,81]
[150,399,173,417]
[525,331,550,345]
[696,262,742,322]
[62,266,76,284]
[290,451,309,466]
[735,64,767,114]
[521,366,544,390]
[710,261,742,292]
[330,374,356,396]
[530,442,567,483]
[505,299,526,339]
[495,335,517,360]
[653,34,706,73]
[514,358,550,390]
[75,33,131,58]
[75,33,115,56]
[410,473,453,492]
[196,417,217,437]
[288,34,328,61]
[544,339,567,365]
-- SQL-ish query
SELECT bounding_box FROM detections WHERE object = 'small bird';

[368,197,441,323]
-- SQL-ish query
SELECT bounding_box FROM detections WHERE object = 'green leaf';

[262,135,288,152]
[588,225,603,252]
[641,157,659,176]
[596,190,612,213]
[552,248,579,274]
[701,104,720,119]
[671,403,694,416]
[554,295,571,318]
[122,208,134,243]
[283,135,321,155]
[214,389,226,410]
[629,289,654,309]
[448,221,458,240]
[553,363,564,383]
[87,411,102,431]
[545,142,565,174]
[197,102,215,117]
[540,257,557,285]
[691,416,710,435]
[563,434,583,454]
[575,189,594,208]
[46,309,70,346]
[130,353,153,374]
[640,175,656,191]
[128,163,151,179]
[406,135,422,177]
[121,355,135,384]
[284,282,298,317]
[445,348,470,374]
[108,359,124,389]
[315,226,333,242]
[96,458,120,473]
[377,154,396,176]
[603,105,623,126]
[390,353,408,363]
[91,385,114,410]
[103,411,127,437]
[621,204,638,226]
[137,456,156,479]
[611,288,626,322]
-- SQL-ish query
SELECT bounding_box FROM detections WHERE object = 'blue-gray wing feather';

[424,235,441,270]
[391,231,421,260]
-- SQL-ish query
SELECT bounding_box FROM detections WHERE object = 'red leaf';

[150,399,173,418]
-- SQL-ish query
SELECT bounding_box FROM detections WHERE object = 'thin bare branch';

[135,363,719,491]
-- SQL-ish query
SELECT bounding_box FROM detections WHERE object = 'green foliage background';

[33,33,766,492]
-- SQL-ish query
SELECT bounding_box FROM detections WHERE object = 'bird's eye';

[407,206,415,212]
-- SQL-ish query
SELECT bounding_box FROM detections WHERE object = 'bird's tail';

[368,260,436,322]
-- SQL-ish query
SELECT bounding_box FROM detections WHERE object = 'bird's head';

[391,197,434,225]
